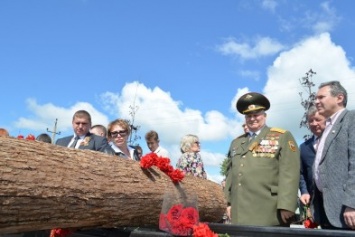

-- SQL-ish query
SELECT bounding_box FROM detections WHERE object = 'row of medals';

[252,138,279,158]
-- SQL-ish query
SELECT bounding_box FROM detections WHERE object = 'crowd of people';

[1,80,354,231]
[223,80,355,231]
[0,110,207,179]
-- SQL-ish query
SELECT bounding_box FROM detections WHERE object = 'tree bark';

[0,137,226,234]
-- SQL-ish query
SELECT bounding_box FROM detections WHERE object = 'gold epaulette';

[270,127,286,134]
[236,133,247,139]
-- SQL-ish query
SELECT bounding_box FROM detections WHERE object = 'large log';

[0,137,226,234]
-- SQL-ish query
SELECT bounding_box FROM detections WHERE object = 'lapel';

[78,133,93,149]
[239,134,249,152]
[321,109,348,161]
[64,136,75,146]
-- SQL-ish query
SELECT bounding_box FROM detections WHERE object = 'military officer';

[224,92,300,226]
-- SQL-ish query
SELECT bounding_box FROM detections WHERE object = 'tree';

[220,156,230,177]
[298,69,317,140]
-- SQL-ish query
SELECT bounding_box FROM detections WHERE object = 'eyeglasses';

[194,141,201,145]
[110,130,127,138]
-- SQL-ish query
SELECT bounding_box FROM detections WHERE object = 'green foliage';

[218,233,230,237]
[220,156,230,177]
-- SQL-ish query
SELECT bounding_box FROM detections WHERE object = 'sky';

[1,0,355,184]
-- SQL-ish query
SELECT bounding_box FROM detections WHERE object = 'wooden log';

[0,137,226,234]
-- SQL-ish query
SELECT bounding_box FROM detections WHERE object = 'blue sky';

[1,0,355,183]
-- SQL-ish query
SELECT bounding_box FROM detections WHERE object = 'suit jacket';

[56,133,115,155]
[299,136,316,195]
[312,109,355,228]
[225,126,300,226]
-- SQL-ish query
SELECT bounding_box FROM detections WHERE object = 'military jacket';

[225,126,300,226]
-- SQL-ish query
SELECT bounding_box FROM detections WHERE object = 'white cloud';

[217,36,285,60]
[100,81,235,144]
[230,87,249,114]
[264,33,355,141]
[262,0,278,12]
[13,33,355,183]
[305,2,340,34]
[207,173,224,185]
[14,98,110,134]
[279,1,341,34]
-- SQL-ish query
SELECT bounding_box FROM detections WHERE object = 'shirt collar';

[327,108,345,126]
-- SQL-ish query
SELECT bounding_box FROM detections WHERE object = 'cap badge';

[248,104,256,110]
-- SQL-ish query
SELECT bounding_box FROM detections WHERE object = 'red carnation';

[26,134,35,140]
[159,213,169,232]
[171,223,191,236]
[166,204,183,223]
[140,152,158,169]
[168,169,185,183]
[156,158,173,173]
[304,219,318,228]
[140,153,185,183]
[193,223,218,237]
[49,228,73,237]
[180,206,199,228]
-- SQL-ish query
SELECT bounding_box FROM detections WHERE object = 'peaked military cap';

[236,92,270,114]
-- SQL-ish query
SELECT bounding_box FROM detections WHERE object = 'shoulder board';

[236,133,247,139]
[270,127,286,134]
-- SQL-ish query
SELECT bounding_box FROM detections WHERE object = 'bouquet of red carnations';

[159,191,199,236]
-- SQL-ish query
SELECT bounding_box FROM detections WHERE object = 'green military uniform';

[225,126,300,226]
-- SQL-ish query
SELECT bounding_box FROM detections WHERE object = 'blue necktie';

[249,133,256,141]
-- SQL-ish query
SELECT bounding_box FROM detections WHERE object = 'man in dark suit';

[225,92,300,226]
[299,106,325,216]
[313,81,355,229]
[56,110,114,155]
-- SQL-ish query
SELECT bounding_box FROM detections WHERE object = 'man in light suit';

[56,110,114,155]
[313,81,355,229]
[299,106,326,216]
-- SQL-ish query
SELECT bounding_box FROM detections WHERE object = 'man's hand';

[344,207,355,229]
[300,194,311,205]
[280,209,295,224]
